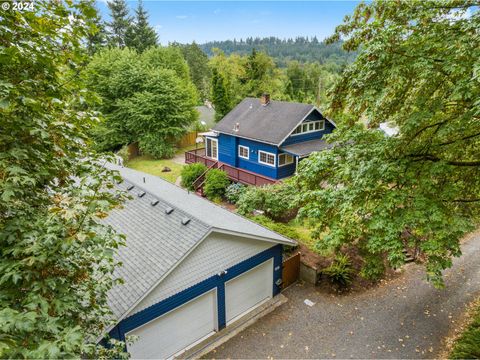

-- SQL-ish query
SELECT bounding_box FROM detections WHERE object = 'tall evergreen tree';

[211,68,231,121]
[87,7,108,55]
[129,0,158,53]
[106,0,132,48]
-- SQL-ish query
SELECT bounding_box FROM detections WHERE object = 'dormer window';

[291,120,325,136]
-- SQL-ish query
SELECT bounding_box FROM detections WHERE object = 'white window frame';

[206,137,218,160]
[278,153,294,167]
[291,120,325,136]
[258,150,276,167]
[238,145,249,160]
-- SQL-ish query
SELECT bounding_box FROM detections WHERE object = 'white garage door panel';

[127,290,216,359]
[225,259,273,323]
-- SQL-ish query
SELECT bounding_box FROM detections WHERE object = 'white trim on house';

[238,145,249,160]
[278,153,294,167]
[206,137,218,160]
[290,120,325,136]
[258,150,276,167]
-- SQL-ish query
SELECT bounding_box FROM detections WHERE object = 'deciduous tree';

[0,0,127,356]
[296,0,480,286]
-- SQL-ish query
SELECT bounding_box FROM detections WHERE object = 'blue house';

[187,94,336,184]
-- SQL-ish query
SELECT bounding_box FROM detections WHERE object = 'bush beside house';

[203,169,230,200]
[180,163,207,190]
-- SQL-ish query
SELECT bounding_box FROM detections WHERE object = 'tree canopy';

[0,0,127,356]
[85,47,198,158]
[296,0,480,286]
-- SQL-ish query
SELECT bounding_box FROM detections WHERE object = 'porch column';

[295,156,299,175]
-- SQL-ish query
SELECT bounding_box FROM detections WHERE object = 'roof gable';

[102,164,296,322]
[213,98,315,145]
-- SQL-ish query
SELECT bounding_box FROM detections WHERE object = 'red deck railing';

[185,148,277,187]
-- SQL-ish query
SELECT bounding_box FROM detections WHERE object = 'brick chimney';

[260,93,270,106]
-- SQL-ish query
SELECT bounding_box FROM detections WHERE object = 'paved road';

[209,232,480,359]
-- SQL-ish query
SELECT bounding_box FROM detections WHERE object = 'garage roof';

[102,164,296,321]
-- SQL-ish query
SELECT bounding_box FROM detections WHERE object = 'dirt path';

[208,232,480,359]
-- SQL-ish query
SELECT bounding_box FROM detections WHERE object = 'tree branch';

[408,154,480,166]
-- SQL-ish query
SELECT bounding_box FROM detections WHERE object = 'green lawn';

[126,155,184,184]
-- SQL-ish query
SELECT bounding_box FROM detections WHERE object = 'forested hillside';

[200,36,356,66]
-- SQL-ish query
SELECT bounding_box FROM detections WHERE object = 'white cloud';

[176,15,188,20]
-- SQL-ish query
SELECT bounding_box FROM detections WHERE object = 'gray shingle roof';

[101,181,210,319]
[213,98,315,145]
[102,164,296,321]
[281,139,334,157]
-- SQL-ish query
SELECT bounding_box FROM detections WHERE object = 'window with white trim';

[238,145,249,159]
[278,153,294,167]
[206,137,218,159]
[258,150,276,167]
[291,120,325,136]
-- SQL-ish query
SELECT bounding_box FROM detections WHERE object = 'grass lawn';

[450,299,480,359]
[126,155,184,183]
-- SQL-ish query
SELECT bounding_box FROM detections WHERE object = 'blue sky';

[96,1,361,44]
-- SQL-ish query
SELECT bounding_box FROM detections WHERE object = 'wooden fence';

[282,252,300,289]
[176,131,197,148]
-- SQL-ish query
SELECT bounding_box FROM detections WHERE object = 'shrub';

[225,183,247,204]
[360,254,385,281]
[180,163,207,190]
[450,301,480,359]
[139,135,175,159]
[322,254,355,287]
[237,186,266,215]
[116,145,130,164]
[203,169,230,200]
[249,216,300,241]
[237,182,298,222]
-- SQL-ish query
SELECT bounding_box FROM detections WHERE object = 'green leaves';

[85,47,197,158]
[0,0,127,357]
[296,1,479,287]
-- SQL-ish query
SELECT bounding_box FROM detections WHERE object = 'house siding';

[236,138,279,179]
[129,233,272,316]
[217,133,236,166]
[108,244,283,341]
[277,159,296,179]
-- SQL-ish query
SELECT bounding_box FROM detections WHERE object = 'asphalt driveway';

[208,232,480,359]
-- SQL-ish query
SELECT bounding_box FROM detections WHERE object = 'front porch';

[185,148,278,187]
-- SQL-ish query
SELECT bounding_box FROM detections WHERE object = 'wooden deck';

[185,148,278,187]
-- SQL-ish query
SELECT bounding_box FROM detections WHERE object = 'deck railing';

[185,148,277,187]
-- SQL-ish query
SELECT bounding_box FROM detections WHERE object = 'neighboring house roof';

[195,105,216,128]
[213,97,326,146]
[281,139,334,158]
[379,122,400,137]
[102,164,296,322]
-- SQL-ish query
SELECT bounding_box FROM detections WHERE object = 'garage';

[225,259,274,324]
[126,290,217,359]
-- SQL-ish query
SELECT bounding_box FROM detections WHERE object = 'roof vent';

[127,185,135,191]
[138,191,146,198]
[181,217,191,225]
[165,207,174,215]
[150,199,159,206]
[233,122,240,132]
